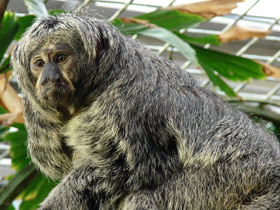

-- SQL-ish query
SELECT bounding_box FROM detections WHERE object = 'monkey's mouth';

[39,84,74,107]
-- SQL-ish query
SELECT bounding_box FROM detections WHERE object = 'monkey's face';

[30,43,76,109]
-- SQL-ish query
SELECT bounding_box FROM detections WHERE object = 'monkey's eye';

[56,54,68,64]
[34,59,45,68]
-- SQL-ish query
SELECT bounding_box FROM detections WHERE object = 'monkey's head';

[12,13,116,119]
[30,42,76,108]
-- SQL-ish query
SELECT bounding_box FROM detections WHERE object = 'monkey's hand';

[38,165,97,210]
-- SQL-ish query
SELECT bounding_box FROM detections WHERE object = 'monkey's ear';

[95,28,110,58]
[75,20,112,60]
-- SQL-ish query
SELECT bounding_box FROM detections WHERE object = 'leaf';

[11,123,25,130]
[192,45,266,81]
[0,11,19,62]
[8,205,16,210]
[19,174,56,210]
[0,165,37,210]
[140,27,198,66]
[199,59,237,97]
[0,113,24,126]
[0,0,9,25]
[120,18,157,28]
[0,56,11,73]
[48,9,66,16]
[175,32,221,46]
[0,124,9,141]
[136,10,204,31]
[112,19,148,33]
[255,61,280,79]
[5,129,29,171]
[24,0,48,18]
[0,75,23,113]
[3,123,28,171]
[219,26,270,43]
[0,106,7,114]
[114,20,198,66]
[165,0,244,19]
[15,15,36,40]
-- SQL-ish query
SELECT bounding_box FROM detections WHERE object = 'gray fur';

[11,12,280,210]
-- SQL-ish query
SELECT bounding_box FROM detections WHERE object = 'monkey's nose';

[40,63,63,85]
[40,72,62,85]
[53,73,61,83]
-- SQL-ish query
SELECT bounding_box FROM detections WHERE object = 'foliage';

[0,122,57,210]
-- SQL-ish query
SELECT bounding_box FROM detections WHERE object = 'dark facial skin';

[30,43,76,114]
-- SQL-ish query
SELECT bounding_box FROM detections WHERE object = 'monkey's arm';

[38,161,160,210]
[38,162,98,210]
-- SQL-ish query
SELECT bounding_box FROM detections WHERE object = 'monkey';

[11,11,280,210]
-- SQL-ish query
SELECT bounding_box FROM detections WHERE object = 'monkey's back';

[114,56,280,209]
[106,40,280,166]
[65,41,280,208]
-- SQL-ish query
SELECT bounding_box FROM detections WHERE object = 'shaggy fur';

[12,12,280,210]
